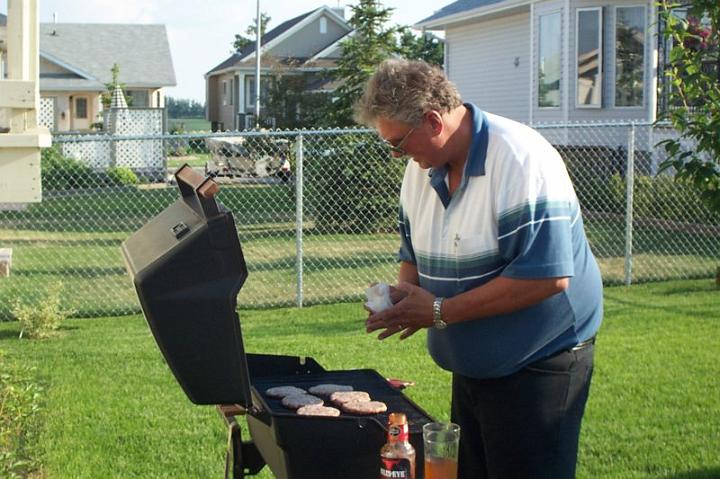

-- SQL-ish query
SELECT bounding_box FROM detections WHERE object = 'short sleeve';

[496,151,576,279]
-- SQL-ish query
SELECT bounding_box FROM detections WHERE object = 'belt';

[571,335,596,352]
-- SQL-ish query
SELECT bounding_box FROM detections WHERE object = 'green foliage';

[12,283,73,339]
[101,63,133,109]
[305,135,405,233]
[265,75,334,129]
[397,28,444,66]
[166,97,205,118]
[233,13,270,52]
[607,173,720,223]
[106,167,139,187]
[658,0,720,212]
[41,146,97,191]
[0,352,43,479]
[319,0,401,127]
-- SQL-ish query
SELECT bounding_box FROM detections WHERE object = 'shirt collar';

[464,103,489,177]
[427,104,489,206]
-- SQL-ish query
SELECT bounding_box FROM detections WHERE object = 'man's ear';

[425,110,444,136]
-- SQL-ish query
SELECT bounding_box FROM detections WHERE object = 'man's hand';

[365,282,434,340]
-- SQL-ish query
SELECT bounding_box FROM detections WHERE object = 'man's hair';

[354,59,463,127]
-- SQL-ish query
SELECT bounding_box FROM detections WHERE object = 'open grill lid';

[120,165,253,407]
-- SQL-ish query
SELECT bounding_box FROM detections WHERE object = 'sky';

[19,0,446,102]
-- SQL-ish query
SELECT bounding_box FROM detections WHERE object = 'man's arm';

[366,274,568,339]
[398,261,419,285]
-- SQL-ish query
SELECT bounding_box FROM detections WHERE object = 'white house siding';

[446,10,531,123]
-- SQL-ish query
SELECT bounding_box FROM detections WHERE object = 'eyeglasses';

[382,126,416,155]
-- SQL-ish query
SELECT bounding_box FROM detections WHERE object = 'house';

[415,0,669,125]
[205,5,351,131]
[0,13,176,132]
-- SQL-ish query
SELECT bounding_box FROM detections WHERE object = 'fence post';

[624,124,635,286]
[295,135,304,307]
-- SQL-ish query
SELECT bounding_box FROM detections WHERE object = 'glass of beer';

[422,422,460,479]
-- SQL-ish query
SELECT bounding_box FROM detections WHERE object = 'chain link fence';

[0,122,718,319]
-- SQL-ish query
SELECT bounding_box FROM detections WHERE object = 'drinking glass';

[422,422,460,479]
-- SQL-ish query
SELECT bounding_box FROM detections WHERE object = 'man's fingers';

[399,327,420,340]
[377,325,403,340]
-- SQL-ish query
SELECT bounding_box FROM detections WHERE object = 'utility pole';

[254,0,262,128]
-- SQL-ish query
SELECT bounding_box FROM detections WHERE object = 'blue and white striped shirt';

[398,104,603,379]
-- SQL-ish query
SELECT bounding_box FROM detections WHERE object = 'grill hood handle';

[175,164,220,218]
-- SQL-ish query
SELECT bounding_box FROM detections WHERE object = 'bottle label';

[388,424,409,441]
[380,458,412,478]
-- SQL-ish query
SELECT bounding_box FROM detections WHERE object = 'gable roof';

[207,6,350,76]
[39,23,176,88]
[415,0,529,29]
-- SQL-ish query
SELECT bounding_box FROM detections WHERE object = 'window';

[229,79,234,106]
[320,17,327,34]
[538,12,562,108]
[244,75,271,109]
[576,8,603,107]
[222,81,227,106]
[75,97,88,119]
[615,6,645,107]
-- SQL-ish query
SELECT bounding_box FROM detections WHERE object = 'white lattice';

[39,97,55,131]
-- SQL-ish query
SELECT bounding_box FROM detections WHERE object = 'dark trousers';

[451,345,594,479]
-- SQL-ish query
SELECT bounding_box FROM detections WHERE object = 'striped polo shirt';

[398,104,603,379]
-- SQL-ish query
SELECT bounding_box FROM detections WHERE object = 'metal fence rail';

[0,122,717,319]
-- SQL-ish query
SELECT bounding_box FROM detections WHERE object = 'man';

[356,59,602,478]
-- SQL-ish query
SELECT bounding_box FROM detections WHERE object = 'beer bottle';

[380,412,416,479]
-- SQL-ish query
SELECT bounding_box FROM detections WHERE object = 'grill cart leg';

[217,405,265,478]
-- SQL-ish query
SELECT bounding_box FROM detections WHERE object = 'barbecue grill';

[120,166,435,478]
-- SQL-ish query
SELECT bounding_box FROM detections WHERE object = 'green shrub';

[106,166,139,187]
[606,174,719,224]
[41,147,97,191]
[12,283,74,339]
[305,135,405,234]
[0,352,43,478]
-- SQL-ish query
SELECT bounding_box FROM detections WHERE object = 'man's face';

[376,116,438,169]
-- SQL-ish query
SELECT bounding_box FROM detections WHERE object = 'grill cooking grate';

[251,369,431,432]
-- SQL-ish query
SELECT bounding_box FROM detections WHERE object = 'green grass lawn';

[0,183,717,318]
[169,117,211,132]
[166,154,210,169]
[0,279,718,478]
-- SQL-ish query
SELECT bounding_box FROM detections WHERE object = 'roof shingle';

[416,0,507,25]
[39,23,176,87]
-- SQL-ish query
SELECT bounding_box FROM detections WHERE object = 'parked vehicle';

[204,137,289,178]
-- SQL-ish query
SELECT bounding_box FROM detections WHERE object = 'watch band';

[432,297,447,329]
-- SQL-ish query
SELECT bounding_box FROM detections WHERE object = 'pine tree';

[321,0,400,126]
[233,13,271,52]
[398,27,444,66]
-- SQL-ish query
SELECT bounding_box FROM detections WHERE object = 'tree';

[264,74,333,129]
[233,13,271,52]
[166,97,205,118]
[658,0,720,212]
[319,0,401,126]
[397,27,444,66]
[101,63,133,108]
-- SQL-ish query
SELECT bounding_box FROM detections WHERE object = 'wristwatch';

[432,297,448,329]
